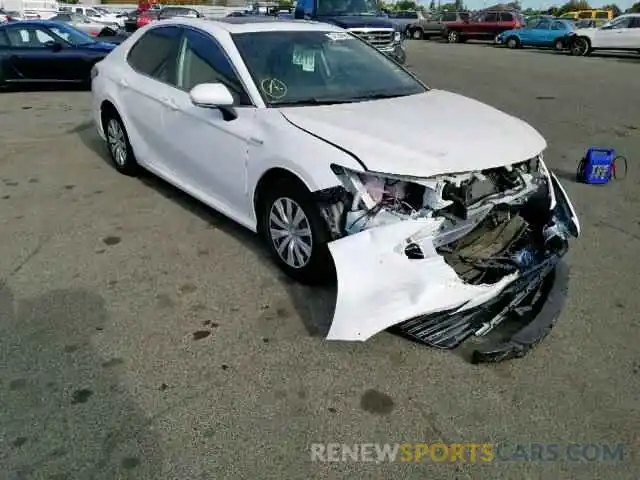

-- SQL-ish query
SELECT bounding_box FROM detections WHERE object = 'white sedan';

[569,13,640,56]
[91,17,580,362]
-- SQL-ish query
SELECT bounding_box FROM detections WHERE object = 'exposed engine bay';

[314,156,579,362]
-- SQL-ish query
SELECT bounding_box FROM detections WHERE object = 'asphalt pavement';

[1,41,639,479]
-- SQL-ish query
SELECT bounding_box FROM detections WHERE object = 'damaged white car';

[92,18,580,362]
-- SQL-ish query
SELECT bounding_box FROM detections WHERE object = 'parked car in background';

[407,11,469,40]
[3,10,24,21]
[497,18,574,50]
[136,9,159,30]
[444,9,524,43]
[59,5,123,27]
[157,7,202,20]
[0,20,116,87]
[49,13,118,37]
[386,10,424,36]
[573,18,608,29]
[559,9,613,21]
[568,13,640,56]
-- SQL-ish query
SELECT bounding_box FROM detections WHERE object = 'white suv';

[569,13,640,56]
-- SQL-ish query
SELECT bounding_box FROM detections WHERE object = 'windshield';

[316,0,380,16]
[49,23,96,45]
[232,30,426,107]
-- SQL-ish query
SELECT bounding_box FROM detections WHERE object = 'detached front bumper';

[394,258,569,363]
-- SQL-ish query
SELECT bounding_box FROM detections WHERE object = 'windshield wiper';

[347,92,410,101]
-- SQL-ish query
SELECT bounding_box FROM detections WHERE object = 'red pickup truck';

[443,10,524,44]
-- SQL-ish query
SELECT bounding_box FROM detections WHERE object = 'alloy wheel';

[448,31,458,43]
[412,29,422,39]
[572,38,589,56]
[268,197,313,269]
[507,37,518,49]
[107,119,127,167]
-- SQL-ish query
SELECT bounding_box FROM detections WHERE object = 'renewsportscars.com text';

[310,442,626,463]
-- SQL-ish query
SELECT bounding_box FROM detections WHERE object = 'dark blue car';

[497,18,575,51]
[0,20,116,87]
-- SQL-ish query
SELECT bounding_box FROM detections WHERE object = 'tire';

[102,109,140,176]
[447,30,460,43]
[570,37,591,56]
[258,178,334,285]
[506,36,520,49]
[411,28,423,40]
[494,34,501,44]
[554,38,565,51]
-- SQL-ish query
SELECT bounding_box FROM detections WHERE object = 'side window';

[5,26,55,47]
[578,11,592,19]
[610,17,631,29]
[75,7,82,14]
[595,11,609,19]
[630,17,640,28]
[86,9,99,16]
[127,26,182,85]
[500,12,513,22]
[176,28,251,106]
[408,12,418,19]
[0,31,9,47]
[441,13,454,21]
[551,21,565,30]
[484,13,499,22]
[535,20,551,29]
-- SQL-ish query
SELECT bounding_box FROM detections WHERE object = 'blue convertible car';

[497,18,575,50]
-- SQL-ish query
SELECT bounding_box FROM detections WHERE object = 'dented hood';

[280,90,547,177]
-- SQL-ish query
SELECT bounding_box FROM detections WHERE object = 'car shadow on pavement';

[76,128,337,339]
[0,284,163,479]
[0,83,89,93]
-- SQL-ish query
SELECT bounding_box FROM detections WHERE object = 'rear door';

[480,12,500,38]
[119,25,183,168]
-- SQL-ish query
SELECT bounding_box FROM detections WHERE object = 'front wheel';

[259,179,334,285]
[570,37,591,56]
[411,28,423,40]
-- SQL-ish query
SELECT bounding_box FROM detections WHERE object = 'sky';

[417,0,636,10]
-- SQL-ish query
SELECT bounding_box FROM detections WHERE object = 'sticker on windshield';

[260,78,288,99]
[292,46,315,72]
[325,32,351,41]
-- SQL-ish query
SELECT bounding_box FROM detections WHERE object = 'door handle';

[160,97,179,110]
[119,78,128,88]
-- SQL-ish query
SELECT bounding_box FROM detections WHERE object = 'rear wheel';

[554,38,565,51]
[447,30,460,43]
[570,37,591,56]
[258,178,334,285]
[102,108,140,176]
[506,36,520,49]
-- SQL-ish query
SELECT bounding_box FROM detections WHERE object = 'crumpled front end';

[316,155,579,362]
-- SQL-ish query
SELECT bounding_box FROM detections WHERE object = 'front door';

[595,16,633,48]
[161,27,254,219]
[2,25,65,80]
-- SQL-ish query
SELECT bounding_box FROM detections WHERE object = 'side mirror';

[49,41,64,52]
[190,83,237,121]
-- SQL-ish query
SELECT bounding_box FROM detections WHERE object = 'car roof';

[0,19,65,28]
[158,16,344,34]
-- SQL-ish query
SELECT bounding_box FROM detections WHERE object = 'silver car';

[49,13,118,37]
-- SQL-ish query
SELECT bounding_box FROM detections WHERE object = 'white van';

[59,4,123,26]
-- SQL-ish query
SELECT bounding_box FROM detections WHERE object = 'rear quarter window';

[500,12,513,21]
